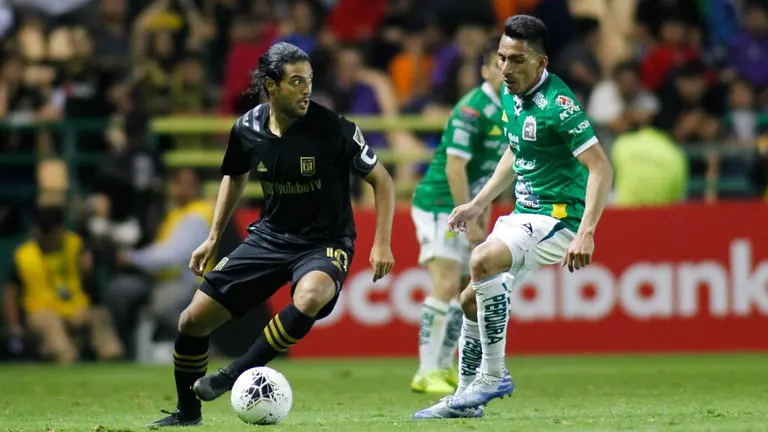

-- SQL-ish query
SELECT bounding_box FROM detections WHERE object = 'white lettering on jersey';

[533,93,547,109]
[559,105,582,121]
[568,120,591,135]
[452,129,470,146]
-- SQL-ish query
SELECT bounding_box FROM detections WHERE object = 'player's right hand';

[448,201,483,233]
[189,238,217,277]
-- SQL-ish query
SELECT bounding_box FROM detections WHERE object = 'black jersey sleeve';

[339,116,378,177]
[220,124,252,176]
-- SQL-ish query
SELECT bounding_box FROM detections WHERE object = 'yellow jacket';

[13,231,89,318]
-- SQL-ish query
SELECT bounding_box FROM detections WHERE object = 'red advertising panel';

[234,202,768,357]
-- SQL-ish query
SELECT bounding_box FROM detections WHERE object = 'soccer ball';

[230,366,293,425]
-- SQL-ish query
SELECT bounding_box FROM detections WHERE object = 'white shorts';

[488,213,575,289]
[411,206,470,275]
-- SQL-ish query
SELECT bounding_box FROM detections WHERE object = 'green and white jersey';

[412,82,507,213]
[501,70,598,233]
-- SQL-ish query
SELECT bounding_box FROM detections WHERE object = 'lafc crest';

[300,157,315,176]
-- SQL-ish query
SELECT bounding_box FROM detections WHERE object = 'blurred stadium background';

[0,0,767,430]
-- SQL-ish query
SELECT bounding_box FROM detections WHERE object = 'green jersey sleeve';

[443,104,484,160]
[549,95,599,157]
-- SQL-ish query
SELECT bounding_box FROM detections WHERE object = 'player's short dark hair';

[503,15,549,55]
[249,42,310,100]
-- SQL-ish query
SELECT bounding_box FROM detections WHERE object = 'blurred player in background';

[148,42,395,428]
[409,41,507,395]
[414,15,613,419]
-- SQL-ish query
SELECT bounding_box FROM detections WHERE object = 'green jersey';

[412,82,507,213]
[501,70,597,232]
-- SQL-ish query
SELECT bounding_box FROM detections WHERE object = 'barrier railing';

[0,116,758,201]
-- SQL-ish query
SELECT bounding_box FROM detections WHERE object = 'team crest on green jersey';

[522,116,537,141]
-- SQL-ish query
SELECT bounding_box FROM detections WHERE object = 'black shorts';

[201,229,353,318]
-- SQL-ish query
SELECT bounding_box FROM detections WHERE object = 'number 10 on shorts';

[326,247,349,273]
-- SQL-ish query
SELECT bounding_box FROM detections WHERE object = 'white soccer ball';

[230,366,293,425]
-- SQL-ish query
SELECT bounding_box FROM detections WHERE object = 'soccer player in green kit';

[410,42,507,395]
[414,15,613,419]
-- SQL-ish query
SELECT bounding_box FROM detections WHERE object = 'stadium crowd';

[0,0,767,364]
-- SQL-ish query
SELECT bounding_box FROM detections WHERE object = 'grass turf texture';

[0,354,766,431]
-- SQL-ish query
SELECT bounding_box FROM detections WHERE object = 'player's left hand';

[562,232,594,273]
[370,242,395,282]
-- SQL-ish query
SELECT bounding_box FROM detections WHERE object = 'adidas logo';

[257,161,267,172]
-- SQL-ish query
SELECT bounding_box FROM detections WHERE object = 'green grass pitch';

[1,354,767,431]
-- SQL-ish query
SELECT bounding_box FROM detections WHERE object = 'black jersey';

[220,101,378,247]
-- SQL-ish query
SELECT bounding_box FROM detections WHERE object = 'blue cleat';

[413,396,484,419]
[448,370,514,410]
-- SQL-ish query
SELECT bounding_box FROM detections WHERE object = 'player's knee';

[177,307,214,337]
[459,286,477,320]
[469,240,511,282]
[293,272,336,317]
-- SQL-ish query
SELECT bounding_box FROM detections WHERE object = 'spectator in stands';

[641,16,699,93]
[588,61,660,135]
[93,0,131,74]
[388,20,435,109]
[553,16,602,103]
[751,134,768,197]
[323,44,425,193]
[106,169,212,345]
[170,52,207,115]
[3,205,124,364]
[727,1,768,100]
[611,127,689,207]
[220,15,277,114]
[634,0,702,55]
[429,24,489,110]
[278,0,319,55]
[726,78,760,144]
[655,61,723,145]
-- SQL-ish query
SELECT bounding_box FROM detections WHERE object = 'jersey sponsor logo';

[557,95,582,121]
[522,116,537,141]
[257,161,268,172]
[501,111,508,122]
[451,119,477,131]
[556,95,574,108]
[459,106,480,121]
[515,175,540,209]
[514,157,536,170]
[300,157,316,176]
[533,93,548,109]
[488,125,503,136]
[568,120,591,136]
[452,129,471,146]
[213,257,229,271]
[262,179,322,195]
[559,104,582,121]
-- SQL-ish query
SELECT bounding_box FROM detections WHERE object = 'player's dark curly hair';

[249,42,310,101]
[504,15,549,55]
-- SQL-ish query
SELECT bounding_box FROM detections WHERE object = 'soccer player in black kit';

[148,42,395,428]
